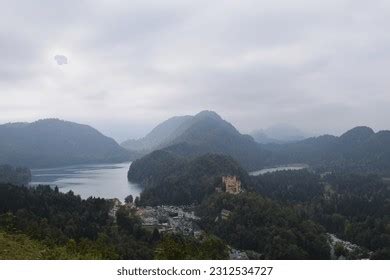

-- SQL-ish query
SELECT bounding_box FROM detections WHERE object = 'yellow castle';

[222,176,242,194]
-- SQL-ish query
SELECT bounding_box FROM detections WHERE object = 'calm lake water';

[30,162,142,201]
[249,164,308,176]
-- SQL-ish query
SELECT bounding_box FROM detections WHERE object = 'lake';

[249,164,308,176]
[30,162,142,201]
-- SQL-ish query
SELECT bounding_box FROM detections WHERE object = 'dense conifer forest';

[0,184,229,259]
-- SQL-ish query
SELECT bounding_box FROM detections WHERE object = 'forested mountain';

[121,115,193,152]
[267,126,390,174]
[159,111,271,170]
[128,151,250,205]
[0,119,133,168]
[0,165,31,185]
[122,111,270,170]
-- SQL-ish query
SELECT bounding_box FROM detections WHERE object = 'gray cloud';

[54,55,68,65]
[0,0,390,141]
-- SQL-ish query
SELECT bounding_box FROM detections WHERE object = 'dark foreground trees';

[0,184,154,259]
[252,170,390,259]
[0,184,232,260]
[197,192,330,260]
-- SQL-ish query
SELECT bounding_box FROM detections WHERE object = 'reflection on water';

[249,164,308,176]
[30,162,142,201]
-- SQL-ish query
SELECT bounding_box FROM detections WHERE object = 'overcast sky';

[1,0,389,142]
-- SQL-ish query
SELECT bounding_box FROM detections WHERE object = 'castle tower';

[222,176,242,194]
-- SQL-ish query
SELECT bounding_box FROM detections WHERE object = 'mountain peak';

[340,126,375,143]
[194,110,222,120]
[33,118,63,124]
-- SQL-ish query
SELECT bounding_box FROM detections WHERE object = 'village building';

[136,205,201,237]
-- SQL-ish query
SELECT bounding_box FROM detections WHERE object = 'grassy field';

[0,231,48,260]
[0,231,87,260]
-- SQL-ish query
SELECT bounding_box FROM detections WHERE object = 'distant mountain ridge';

[251,124,307,144]
[125,111,390,174]
[267,126,390,173]
[0,119,133,168]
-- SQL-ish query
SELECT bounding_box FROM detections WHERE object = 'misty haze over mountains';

[122,117,309,149]
[251,124,308,144]
[1,110,390,174]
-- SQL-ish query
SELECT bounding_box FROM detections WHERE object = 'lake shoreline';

[30,162,141,202]
[249,163,309,176]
